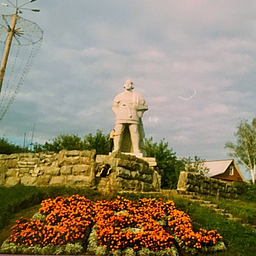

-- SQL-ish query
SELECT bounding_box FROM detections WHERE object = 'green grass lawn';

[0,185,256,255]
[172,196,256,255]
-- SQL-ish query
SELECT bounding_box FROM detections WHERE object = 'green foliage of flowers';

[0,195,226,255]
[0,239,83,255]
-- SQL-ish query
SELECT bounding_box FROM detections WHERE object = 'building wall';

[0,151,161,193]
[212,162,244,183]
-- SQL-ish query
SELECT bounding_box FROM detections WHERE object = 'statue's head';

[123,79,134,91]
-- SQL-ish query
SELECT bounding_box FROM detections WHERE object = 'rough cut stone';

[5,177,20,187]
[96,155,107,163]
[142,182,155,192]
[49,176,66,186]
[5,168,16,177]
[57,150,66,166]
[21,176,37,186]
[72,165,90,176]
[44,167,60,176]
[6,160,18,168]
[152,170,161,191]
[63,156,80,165]
[130,170,140,179]
[65,150,80,157]
[116,167,131,179]
[140,173,153,183]
[79,157,92,165]
[37,175,51,187]
[33,167,44,175]
[116,178,142,191]
[67,175,91,186]
[96,177,112,194]
[18,168,30,175]
[177,171,189,192]
[141,157,157,167]
[140,164,153,174]
[60,166,72,175]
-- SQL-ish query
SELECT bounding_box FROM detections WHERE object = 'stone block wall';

[177,171,237,199]
[95,153,161,194]
[0,151,161,193]
[0,150,96,188]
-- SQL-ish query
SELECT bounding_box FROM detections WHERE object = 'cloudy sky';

[0,0,255,177]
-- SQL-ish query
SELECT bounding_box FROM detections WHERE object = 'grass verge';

[1,186,256,255]
[173,196,256,255]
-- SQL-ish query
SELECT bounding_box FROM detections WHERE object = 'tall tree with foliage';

[35,130,111,154]
[182,156,209,176]
[225,118,256,184]
[84,130,110,155]
[42,134,84,152]
[145,137,184,188]
[0,137,27,154]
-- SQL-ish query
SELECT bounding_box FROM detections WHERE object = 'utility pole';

[0,9,17,92]
[0,0,40,93]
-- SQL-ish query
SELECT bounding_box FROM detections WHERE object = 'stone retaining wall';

[0,150,96,188]
[95,153,161,194]
[0,151,161,193]
[177,171,237,199]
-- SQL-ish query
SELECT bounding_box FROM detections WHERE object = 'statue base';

[121,152,143,158]
[109,151,157,168]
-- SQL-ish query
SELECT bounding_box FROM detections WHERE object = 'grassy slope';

[0,186,256,255]
[173,197,256,256]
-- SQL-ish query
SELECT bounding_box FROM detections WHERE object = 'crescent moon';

[178,88,197,100]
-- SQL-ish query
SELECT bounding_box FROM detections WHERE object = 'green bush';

[234,181,256,202]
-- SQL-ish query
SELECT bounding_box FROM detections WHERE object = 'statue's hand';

[137,111,143,118]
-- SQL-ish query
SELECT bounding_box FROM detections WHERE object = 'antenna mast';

[0,0,40,92]
[0,9,17,92]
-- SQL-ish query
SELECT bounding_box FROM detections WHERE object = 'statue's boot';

[130,133,141,154]
[113,134,123,152]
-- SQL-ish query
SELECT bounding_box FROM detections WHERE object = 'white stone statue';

[112,79,148,156]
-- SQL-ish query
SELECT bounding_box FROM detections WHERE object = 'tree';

[182,156,209,176]
[0,137,27,154]
[35,130,111,154]
[84,130,110,155]
[42,134,84,152]
[145,137,183,189]
[225,118,256,184]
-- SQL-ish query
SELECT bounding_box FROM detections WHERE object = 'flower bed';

[0,195,226,255]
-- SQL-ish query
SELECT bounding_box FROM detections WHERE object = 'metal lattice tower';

[0,0,43,121]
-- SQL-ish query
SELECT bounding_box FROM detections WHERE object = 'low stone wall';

[0,151,161,193]
[0,150,96,188]
[177,171,237,199]
[95,153,161,194]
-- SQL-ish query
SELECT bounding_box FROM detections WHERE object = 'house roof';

[202,159,246,181]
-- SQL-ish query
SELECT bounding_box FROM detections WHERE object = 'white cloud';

[0,0,255,174]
